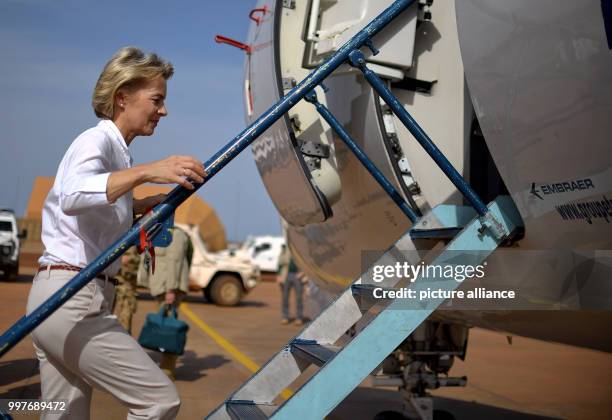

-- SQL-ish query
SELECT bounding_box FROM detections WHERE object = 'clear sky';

[0,0,281,242]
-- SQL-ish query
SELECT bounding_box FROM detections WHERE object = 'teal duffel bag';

[138,305,189,355]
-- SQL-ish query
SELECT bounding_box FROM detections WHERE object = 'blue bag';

[138,305,189,355]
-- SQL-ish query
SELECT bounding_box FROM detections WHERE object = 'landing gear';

[372,321,468,420]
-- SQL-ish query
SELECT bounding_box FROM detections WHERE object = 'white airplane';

[227,0,612,416]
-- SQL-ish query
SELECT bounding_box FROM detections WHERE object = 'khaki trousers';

[26,269,180,420]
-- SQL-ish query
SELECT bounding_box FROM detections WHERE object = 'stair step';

[409,226,462,239]
[226,401,277,420]
[290,340,340,367]
[351,283,393,309]
[409,204,478,240]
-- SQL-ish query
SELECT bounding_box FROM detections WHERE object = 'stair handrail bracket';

[478,211,509,240]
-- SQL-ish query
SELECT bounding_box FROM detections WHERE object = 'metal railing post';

[347,49,490,217]
[304,89,420,224]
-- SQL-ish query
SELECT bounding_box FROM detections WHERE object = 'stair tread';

[226,401,277,420]
[291,341,340,367]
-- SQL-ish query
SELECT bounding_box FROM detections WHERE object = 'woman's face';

[116,75,168,141]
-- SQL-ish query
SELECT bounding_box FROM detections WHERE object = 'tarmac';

[1,265,612,419]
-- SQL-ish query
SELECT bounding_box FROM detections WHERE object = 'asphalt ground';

[1,271,611,420]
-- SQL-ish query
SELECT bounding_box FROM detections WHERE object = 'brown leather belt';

[37,264,118,286]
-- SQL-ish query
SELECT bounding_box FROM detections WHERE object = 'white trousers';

[26,269,180,420]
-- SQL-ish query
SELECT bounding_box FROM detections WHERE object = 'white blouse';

[39,120,134,276]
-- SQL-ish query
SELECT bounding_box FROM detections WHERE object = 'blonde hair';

[92,46,174,119]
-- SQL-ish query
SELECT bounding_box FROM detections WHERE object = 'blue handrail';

[304,90,421,223]
[348,50,489,217]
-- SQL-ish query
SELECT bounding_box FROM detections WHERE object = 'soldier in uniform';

[138,226,191,381]
[112,246,140,334]
[277,245,306,325]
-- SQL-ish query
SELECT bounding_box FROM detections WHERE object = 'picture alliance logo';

[372,261,488,283]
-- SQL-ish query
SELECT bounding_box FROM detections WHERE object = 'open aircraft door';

[245,0,339,227]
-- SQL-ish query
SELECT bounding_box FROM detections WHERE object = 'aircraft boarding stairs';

[207,195,520,420]
[207,4,522,420]
[0,1,522,419]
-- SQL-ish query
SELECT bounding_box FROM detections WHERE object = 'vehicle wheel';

[210,274,243,306]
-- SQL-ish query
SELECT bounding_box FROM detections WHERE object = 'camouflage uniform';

[112,246,140,334]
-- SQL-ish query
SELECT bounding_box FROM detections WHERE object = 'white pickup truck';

[222,235,286,273]
[136,223,259,306]
[178,223,259,306]
[0,209,26,280]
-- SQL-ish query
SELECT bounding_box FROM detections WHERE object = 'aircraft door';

[246,0,335,226]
